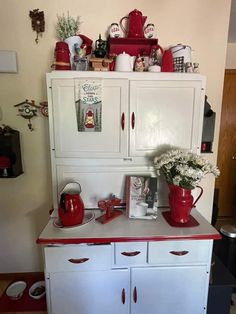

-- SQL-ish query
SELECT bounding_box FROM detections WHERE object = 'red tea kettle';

[120,9,147,38]
[58,182,84,227]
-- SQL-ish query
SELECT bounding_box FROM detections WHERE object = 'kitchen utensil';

[58,182,84,227]
[120,9,147,38]
[96,197,124,224]
[53,41,71,70]
[64,35,83,68]
[134,202,148,217]
[115,52,135,71]
[170,44,192,64]
[161,49,174,72]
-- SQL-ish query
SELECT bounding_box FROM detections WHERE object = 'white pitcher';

[115,52,135,72]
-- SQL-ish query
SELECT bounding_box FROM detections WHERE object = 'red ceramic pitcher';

[58,182,84,226]
[168,185,203,223]
[120,9,147,38]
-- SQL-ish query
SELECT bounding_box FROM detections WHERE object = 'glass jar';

[149,45,162,67]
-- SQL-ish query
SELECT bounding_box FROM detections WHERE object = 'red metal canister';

[53,42,71,70]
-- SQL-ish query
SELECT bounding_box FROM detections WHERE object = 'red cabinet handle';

[121,288,125,304]
[131,112,135,129]
[121,112,125,130]
[133,286,137,303]
[121,251,141,257]
[68,258,89,264]
[169,251,189,256]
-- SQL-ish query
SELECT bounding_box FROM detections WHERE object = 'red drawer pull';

[133,286,137,303]
[121,251,141,257]
[121,288,126,304]
[131,112,135,129]
[68,258,89,264]
[121,112,125,130]
[169,251,189,256]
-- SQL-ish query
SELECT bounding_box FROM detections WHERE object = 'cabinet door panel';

[49,269,129,314]
[131,266,208,314]
[129,80,204,156]
[51,79,128,158]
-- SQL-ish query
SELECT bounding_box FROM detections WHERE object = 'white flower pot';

[64,35,83,68]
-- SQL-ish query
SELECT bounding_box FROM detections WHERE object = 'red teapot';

[58,182,84,227]
[120,9,147,38]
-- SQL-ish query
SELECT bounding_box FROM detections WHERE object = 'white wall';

[0,0,231,272]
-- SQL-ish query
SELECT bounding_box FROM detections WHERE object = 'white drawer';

[114,242,147,265]
[148,240,212,265]
[45,244,112,272]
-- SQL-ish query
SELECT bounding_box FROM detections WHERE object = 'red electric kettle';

[58,182,84,227]
[120,9,147,38]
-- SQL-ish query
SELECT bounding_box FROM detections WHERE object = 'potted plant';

[56,12,82,66]
[153,149,220,223]
[56,12,81,41]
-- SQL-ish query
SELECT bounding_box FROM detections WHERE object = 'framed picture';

[126,175,157,218]
[75,79,102,132]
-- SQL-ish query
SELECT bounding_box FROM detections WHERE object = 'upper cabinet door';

[51,78,128,158]
[129,80,204,157]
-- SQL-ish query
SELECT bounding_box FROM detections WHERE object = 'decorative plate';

[53,212,95,231]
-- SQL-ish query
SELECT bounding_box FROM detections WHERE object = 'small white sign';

[0,51,17,73]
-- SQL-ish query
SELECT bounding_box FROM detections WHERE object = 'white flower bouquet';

[153,150,220,190]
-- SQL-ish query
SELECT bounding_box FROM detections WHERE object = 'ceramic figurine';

[134,55,144,72]
[109,23,121,38]
[144,23,155,39]
[94,34,106,58]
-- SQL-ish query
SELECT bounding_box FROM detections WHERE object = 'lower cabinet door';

[48,269,129,314]
[131,266,209,314]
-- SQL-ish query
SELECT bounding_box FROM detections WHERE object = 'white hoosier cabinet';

[37,71,220,314]
[46,71,206,210]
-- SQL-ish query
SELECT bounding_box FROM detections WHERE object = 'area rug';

[0,275,47,312]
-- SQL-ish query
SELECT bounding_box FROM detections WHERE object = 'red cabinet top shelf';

[108,37,158,56]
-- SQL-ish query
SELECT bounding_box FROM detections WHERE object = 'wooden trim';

[225,69,236,74]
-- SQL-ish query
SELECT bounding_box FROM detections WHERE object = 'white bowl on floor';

[29,281,46,299]
[6,281,27,300]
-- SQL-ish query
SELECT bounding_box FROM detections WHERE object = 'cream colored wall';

[226,43,236,68]
[0,0,231,272]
